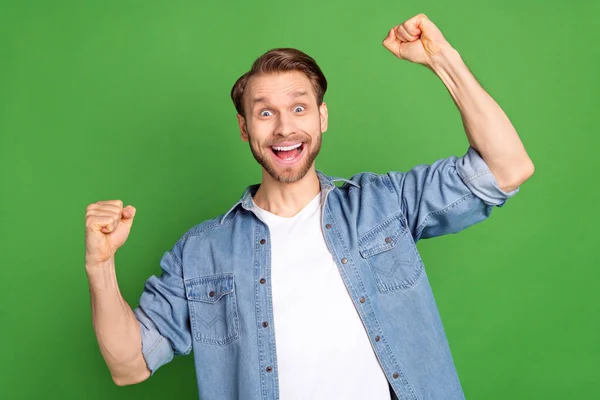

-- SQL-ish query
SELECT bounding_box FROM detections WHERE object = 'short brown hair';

[230,48,328,117]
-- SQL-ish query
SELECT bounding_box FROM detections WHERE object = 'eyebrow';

[251,90,309,105]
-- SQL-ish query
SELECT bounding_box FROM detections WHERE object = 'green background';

[1,0,598,398]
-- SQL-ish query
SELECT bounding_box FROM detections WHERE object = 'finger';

[87,203,122,214]
[404,13,428,35]
[396,25,416,42]
[121,205,136,223]
[86,210,120,218]
[95,200,124,208]
[403,21,423,37]
[86,215,119,233]
[382,27,397,48]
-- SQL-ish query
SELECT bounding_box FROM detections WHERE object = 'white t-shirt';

[253,192,391,400]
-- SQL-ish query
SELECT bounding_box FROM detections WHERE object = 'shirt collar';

[219,170,360,224]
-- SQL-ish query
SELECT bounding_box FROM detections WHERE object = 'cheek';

[308,118,323,133]
[247,125,271,146]
[297,114,321,131]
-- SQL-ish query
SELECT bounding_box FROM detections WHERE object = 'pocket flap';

[358,213,409,258]
[185,274,234,303]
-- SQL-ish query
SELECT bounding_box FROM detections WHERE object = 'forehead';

[245,71,316,106]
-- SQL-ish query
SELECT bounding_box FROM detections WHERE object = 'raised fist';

[85,200,136,266]
[382,14,452,67]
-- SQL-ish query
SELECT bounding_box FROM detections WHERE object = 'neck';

[253,167,321,217]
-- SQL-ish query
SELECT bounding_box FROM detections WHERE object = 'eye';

[260,110,273,117]
[293,105,305,113]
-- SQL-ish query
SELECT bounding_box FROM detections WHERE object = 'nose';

[274,111,297,137]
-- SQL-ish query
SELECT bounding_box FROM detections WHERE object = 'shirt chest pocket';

[358,213,424,292]
[185,273,240,346]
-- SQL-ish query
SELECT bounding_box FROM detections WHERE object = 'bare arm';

[383,14,535,191]
[430,47,534,192]
[85,200,150,386]
[87,259,151,386]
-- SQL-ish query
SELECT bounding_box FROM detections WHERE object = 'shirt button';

[341,258,348,264]
[260,278,266,284]
[260,239,266,245]
[359,297,365,303]
[266,366,272,372]
[375,336,380,342]
[393,372,399,379]
[262,321,269,328]
[209,291,215,297]
[385,237,392,243]
[325,224,332,229]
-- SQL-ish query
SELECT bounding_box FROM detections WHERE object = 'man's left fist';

[382,14,452,67]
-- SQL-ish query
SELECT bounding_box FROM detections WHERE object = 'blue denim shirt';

[133,147,518,399]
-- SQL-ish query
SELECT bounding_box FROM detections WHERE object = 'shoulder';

[182,205,247,240]
[331,171,406,196]
[346,171,390,187]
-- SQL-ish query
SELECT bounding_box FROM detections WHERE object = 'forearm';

[430,47,534,191]
[86,259,151,386]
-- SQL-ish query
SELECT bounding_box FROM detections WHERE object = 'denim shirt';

[132,147,518,400]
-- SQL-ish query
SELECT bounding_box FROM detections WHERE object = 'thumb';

[121,205,136,224]
[382,27,396,51]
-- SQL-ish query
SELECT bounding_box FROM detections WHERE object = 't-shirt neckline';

[253,192,322,223]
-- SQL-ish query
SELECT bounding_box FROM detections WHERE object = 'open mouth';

[270,142,305,162]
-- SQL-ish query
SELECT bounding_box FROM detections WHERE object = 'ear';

[237,114,249,142]
[319,102,329,133]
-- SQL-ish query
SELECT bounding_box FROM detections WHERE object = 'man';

[85,14,534,400]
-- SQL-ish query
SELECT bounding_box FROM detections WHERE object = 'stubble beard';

[248,131,322,184]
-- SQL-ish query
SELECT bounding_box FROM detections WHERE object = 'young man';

[85,14,534,400]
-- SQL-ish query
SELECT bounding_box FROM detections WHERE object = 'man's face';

[237,71,328,184]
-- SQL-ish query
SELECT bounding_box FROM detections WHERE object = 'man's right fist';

[85,200,136,266]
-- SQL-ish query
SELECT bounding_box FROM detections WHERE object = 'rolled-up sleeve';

[388,146,519,241]
[455,146,519,206]
[132,241,192,375]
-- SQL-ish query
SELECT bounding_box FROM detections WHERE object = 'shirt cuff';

[133,306,175,375]
[455,146,520,207]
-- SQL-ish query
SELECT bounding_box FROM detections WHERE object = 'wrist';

[86,257,115,271]
[428,47,478,105]
[428,45,463,74]
[86,258,119,290]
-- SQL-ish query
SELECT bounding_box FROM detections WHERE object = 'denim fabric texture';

[133,146,518,400]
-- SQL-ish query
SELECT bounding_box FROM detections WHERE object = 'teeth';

[272,143,302,151]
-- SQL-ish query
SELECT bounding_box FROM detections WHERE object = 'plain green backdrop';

[1,0,598,399]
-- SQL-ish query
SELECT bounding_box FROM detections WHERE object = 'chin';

[249,136,321,184]
[268,164,312,184]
